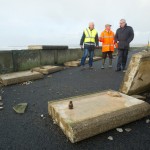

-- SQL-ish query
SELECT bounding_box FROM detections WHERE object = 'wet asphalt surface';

[0,49,150,150]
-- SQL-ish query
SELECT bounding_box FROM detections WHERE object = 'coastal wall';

[0,46,142,74]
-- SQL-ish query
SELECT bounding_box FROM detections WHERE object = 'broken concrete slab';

[120,51,150,95]
[31,65,64,75]
[0,71,43,86]
[13,103,28,114]
[28,45,68,50]
[64,57,102,67]
[48,90,150,143]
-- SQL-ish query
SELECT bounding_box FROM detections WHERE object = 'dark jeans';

[117,49,128,70]
[81,48,94,67]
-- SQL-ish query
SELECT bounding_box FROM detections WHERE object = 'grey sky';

[0,0,150,48]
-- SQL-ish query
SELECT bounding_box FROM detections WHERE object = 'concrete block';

[28,45,68,50]
[48,90,150,143]
[0,71,43,86]
[0,51,14,74]
[120,51,150,95]
[32,65,64,75]
[64,57,102,67]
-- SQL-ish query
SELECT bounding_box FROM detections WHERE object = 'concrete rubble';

[108,136,113,141]
[31,65,64,75]
[0,71,43,86]
[116,128,123,133]
[64,57,102,67]
[120,51,150,95]
[125,128,132,132]
[13,103,28,114]
[48,90,150,143]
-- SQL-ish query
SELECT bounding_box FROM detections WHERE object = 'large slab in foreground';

[0,71,43,86]
[48,90,150,143]
[32,65,64,75]
[120,51,150,95]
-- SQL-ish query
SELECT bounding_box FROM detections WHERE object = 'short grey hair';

[89,22,94,26]
[120,19,126,23]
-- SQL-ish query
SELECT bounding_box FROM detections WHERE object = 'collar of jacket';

[88,27,95,31]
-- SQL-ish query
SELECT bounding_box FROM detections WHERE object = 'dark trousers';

[102,51,113,59]
[117,49,128,70]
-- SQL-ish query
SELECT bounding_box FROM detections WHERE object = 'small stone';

[116,128,123,133]
[0,107,4,110]
[125,128,132,132]
[53,120,57,124]
[41,114,44,118]
[47,75,52,78]
[146,119,150,124]
[0,102,3,106]
[108,136,113,141]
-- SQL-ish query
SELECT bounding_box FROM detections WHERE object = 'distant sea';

[0,44,147,51]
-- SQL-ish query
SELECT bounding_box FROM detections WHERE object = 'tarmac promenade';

[0,49,150,150]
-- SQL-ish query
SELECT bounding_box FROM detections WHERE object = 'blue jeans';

[81,48,94,67]
[117,49,128,70]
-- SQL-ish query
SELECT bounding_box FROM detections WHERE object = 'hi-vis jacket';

[99,30,115,52]
[80,28,99,47]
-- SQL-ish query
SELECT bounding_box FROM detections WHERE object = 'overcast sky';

[0,0,150,49]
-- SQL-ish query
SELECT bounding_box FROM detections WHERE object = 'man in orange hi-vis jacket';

[99,24,116,69]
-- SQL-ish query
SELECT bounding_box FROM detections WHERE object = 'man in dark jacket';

[80,22,99,70]
[115,19,134,72]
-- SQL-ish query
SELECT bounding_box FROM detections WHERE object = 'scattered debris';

[41,114,44,118]
[116,128,123,133]
[13,103,28,114]
[53,120,57,124]
[108,136,113,141]
[47,75,52,78]
[125,128,132,132]
[21,81,32,85]
[146,119,150,124]
[0,102,3,106]
[40,114,46,119]
[107,91,122,97]
[0,107,4,110]
[131,95,146,100]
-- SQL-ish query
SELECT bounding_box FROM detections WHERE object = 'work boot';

[101,59,105,69]
[115,69,121,72]
[81,66,86,71]
[109,59,112,68]
[101,65,105,69]
[89,66,94,70]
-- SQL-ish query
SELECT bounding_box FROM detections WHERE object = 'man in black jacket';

[115,19,134,72]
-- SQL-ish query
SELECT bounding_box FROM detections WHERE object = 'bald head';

[120,19,127,28]
[89,22,95,30]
